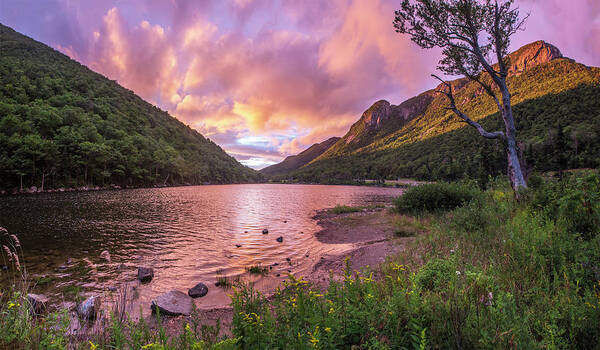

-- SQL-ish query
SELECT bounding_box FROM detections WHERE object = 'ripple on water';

[0,184,403,310]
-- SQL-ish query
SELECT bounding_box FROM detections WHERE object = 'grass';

[330,205,362,214]
[2,171,600,348]
[245,265,269,276]
[215,270,240,289]
[329,203,385,214]
[230,172,600,349]
[392,215,427,237]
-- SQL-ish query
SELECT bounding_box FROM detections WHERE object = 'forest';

[274,58,600,185]
[0,24,261,193]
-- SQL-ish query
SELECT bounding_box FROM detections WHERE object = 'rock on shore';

[151,290,193,316]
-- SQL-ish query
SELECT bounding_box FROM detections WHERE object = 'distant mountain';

[269,41,600,183]
[261,137,340,176]
[0,24,261,193]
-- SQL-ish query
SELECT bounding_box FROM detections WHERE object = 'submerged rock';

[77,295,100,320]
[151,290,193,316]
[262,229,269,234]
[137,267,154,283]
[276,236,283,243]
[27,293,48,314]
[188,283,209,298]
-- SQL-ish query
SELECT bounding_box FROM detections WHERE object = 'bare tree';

[394,0,529,193]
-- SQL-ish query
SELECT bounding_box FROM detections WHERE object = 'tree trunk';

[41,172,45,192]
[500,84,528,193]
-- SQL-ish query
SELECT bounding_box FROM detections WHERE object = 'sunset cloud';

[1,0,598,169]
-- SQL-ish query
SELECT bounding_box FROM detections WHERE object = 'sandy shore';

[306,208,411,289]
[137,206,411,337]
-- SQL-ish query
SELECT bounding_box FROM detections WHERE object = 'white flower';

[455,271,461,276]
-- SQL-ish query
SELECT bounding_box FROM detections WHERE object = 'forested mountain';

[269,41,600,184]
[0,24,261,193]
[260,137,340,176]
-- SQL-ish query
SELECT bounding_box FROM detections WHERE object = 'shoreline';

[0,179,423,197]
[138,206,410,337]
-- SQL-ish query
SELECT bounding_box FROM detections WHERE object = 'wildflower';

[329,307,335,314]
[141,344,155,350]
[479,292,494,306]
[324,327,331,333]
[455,271,461,276]
[185,323,192,332]
[89,341,98,350]
[450,249,455,254]
[366,293,373,299]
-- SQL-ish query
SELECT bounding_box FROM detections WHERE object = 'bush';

[414,258,456,291]
[531,171,600,239]
[395,182,480,214]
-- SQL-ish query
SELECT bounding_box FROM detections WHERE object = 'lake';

[0,184,403,310]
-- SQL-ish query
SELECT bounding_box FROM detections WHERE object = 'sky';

[1,0,599,169]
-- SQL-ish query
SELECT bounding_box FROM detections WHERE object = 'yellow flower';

[185,323,192,332]
[329,307,335,314]
[324,327,331,333]
[89,341,98,350]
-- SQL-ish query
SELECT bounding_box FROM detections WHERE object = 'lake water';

[0,184,403,310]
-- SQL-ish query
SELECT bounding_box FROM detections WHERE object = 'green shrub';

[532,171,600,239]
[414,258,456,291]
[395,182,480,214]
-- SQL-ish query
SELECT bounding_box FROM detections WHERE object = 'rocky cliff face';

[506,40,564,75]
[362,100,393,130]
[266,41,579,179]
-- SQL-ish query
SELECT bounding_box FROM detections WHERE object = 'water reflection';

[0,184,403,309]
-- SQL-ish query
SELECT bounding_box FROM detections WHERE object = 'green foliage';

[414,257,456,292]
[273,57,600,184]
[395,182,479,213]
[245,265,269,275]
[330,204,362,214]
[230,172,600,348]
[0,24,260,193]
[3,173,600,348]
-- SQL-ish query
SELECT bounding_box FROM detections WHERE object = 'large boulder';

[137,267,154,283]
[27,293,48,314]
[188,283,209,298]
[151,290,193,316]
[77,295,100,320]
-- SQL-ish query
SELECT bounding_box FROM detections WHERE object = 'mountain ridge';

[0,23,261,192]
[261,136,340,176]
[267,40,600,182]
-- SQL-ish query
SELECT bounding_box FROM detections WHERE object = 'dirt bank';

[306,208,413,290]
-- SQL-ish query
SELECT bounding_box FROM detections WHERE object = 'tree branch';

[432,74,505,140]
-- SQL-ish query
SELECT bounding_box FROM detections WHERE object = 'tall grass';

[2,171,600,348]
[231,171,600,348]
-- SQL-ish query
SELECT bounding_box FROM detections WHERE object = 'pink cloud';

[2,0,598,168]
